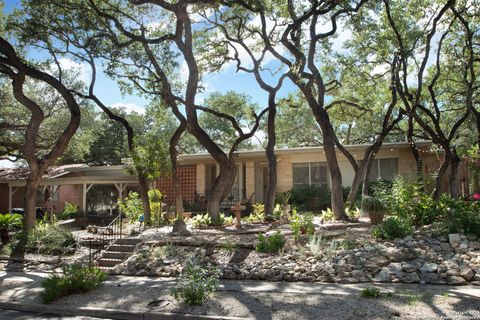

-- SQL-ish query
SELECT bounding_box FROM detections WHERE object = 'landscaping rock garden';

[112,223,480,286]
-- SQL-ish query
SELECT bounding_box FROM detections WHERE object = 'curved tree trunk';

[449,148,461,198]
[170,120,190,235]
[23,169,43,231]
[311,106,346,220]
[137,174,151,225]
[433,153,450,200]
[206,162,237,220]
[264,95,277,217]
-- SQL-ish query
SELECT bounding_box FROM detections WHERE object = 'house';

[0,142,465,215]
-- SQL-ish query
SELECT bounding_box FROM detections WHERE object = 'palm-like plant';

[0,213,23,244]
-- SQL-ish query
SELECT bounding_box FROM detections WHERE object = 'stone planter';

[367,210,385,225]
[163,212,176,220]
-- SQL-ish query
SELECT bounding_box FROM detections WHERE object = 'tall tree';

[221,0,367,219]
[0,37,81,230]
[383,0,476,198]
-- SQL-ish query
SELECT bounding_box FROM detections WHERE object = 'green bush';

[61,202,83,219]
[361,287,382,298]
[41,264,107,303]
[244,203,265,223]
[148,189,168,226]
[117,191,143,222]
[290,210,315,241]
[191,213,233,228]
[321,208,336,221]
[171,257,220,305]
[26,220,76,255]
[191,213,212,228]
[0,213,22,231]
[372,216,412,240]
[256,231,285,253]
[289,185,330,210]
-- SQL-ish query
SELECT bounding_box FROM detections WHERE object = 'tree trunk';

[347,164,366,205]
[207,161,237,220]
[264,97,277,217]
[137,174,151,225]
[321,128,346,220]
[23,167,43,231]
[433,153,450,200]
[449,148,461,198]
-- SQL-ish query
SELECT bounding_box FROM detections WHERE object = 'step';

[108,244,136,252]
[98,258,123,268]
[114,238,143,246]
[102,251,131,260]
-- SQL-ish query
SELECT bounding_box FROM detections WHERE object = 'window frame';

[292,162,328,188]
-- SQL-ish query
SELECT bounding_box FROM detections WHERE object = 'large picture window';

[366,158,398,181]
[293,162,328,187]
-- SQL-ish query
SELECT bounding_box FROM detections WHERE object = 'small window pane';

[379,158,398,181]
[293,163,309,186]
[311,162,328,186]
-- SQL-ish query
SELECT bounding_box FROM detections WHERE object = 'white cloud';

[56,58,91,84]
[110,102,146,114]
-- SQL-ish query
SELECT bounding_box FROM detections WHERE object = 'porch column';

[8,185,12,214]
[245,161,255,201]
[82,183,94,213]
[8,185,19,214]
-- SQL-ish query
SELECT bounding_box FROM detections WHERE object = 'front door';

[254,163,268,203]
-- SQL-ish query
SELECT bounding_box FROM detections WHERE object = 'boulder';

[420,262,438,273]
[460,267,475,281]
[448,234,461,247]
[401,272,420,283]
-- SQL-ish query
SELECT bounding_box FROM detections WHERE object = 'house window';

[367,158,398,181]
[293,162,328,187]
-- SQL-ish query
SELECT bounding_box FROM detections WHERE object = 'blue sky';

[2,0,298,113]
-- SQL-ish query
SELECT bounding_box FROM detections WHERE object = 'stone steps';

[97,237,141,269]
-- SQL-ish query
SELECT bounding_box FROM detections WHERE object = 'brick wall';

[155,165,197,205]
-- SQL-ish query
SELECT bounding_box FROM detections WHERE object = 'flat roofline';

[177,141,434,161]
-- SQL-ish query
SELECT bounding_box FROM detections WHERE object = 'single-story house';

[0,142,467,215]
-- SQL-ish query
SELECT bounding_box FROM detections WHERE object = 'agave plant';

[0,213,23,245]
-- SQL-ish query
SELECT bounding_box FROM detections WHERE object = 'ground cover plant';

[256,231,285,253]
[171,257,221,305]
[290,210,315,241]
[25,219,76,255]
[41,264,107,303]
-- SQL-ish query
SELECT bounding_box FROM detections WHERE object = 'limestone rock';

[448,234,461,247]
[460,267,474,281]
[420,262,438,273]
[447,276,466,285]
[401,272,420,283]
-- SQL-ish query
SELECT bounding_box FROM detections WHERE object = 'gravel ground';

[50,283,480,320]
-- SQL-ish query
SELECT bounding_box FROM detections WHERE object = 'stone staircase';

[97,237,142,270]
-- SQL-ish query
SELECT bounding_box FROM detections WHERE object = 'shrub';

[372,216,412,240]
[362,196,387,212]
[26,220,76,255]
[191,213,212,228]
[148,189,167,226]
[290,210,315,241]
[361,287,382,298]
[0,213,22,244]
[321,208,335,222]
[117,191,143,222]
[171,257,220,305]
[256,231,285,253]
[289,185,330,210]
[61,202,83,219]
[244,203,265,223]
[212,213,234,226]
[41,264,107,303]
[307,234,324,257]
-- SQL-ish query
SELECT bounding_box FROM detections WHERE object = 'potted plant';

[361,196,387,225]
[0,213,22,245]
